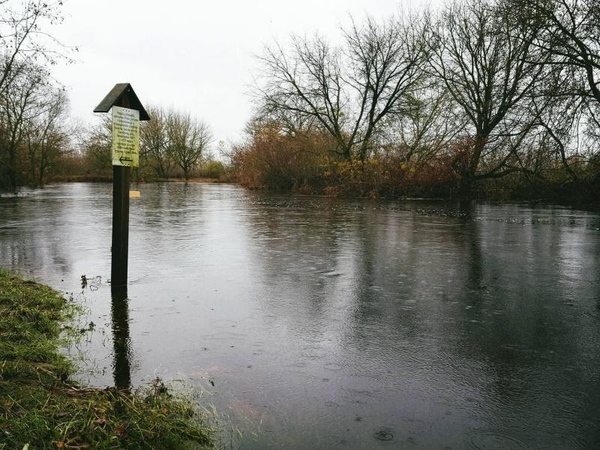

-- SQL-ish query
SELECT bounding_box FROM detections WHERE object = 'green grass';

[0,270,214,449]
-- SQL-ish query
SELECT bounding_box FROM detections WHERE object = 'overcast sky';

[52,0,434,147]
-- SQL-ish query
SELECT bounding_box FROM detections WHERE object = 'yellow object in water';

[129,190,141,198]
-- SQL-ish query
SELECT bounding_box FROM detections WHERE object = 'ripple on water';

[373,427,394,442]
[467,431,528,450]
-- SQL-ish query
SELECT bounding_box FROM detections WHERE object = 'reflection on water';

[1,183,600,449]
[111,291,132,390]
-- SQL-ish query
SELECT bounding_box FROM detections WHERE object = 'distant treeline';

[83,105,223,182]
[230,0,600,202]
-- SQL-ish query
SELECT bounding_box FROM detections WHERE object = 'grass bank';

[0,270,214,449]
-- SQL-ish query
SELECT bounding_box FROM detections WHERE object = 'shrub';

[200,160,226,179]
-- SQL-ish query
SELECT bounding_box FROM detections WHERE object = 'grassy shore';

[0,270,214,449]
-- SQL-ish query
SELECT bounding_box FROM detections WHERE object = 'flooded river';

[1,182,600,449]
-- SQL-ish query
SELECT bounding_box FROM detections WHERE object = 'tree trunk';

[459,135,486,198]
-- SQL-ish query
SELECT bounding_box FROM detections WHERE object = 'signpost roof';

[93,83,150,121]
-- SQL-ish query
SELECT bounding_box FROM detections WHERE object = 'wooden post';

[111,93,131,296]
[111,163,130,295]
[93,84,149,296]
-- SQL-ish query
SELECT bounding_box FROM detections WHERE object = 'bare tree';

[166,110,213,180]
[517,0,600,103]
[255,14,428,162]
[24,86,69,186]
[0,1,72,190]
[140,105,174,178]
[380,83,466,164]
[511,0,600,177]
[0,0,70,98]
[0,61,49,190]
[82,115,112,177]
[427,0,551,193]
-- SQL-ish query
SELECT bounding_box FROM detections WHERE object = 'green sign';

[112,106,140,167]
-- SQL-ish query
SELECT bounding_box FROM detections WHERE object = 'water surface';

[1,182,599,449]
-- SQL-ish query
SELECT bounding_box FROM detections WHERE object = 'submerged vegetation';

[0,270,214,449]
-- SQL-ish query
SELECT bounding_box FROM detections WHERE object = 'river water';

[1,182,600,449]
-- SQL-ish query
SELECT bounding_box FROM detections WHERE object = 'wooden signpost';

[94,83,150,298]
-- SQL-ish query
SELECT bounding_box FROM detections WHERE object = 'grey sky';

[53,0,432,146]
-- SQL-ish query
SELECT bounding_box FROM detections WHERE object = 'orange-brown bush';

[233,126,461,198]
[319,155,459,198]
[232,124,334,191]
[227,114,600,206]
[230,117,470,197]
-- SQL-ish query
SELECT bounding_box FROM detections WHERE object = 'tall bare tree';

[0,61,49,190]
[511,0,600,177]
[0,0,70,98]
[427,0,551,192]
[255,14,428,162]
[517,0,600,103]
[140,105,175,178]
[24,86,69,186]
[166,110,213,180]
[0,1,72,190]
